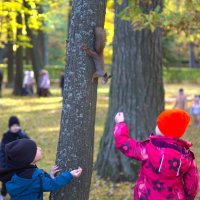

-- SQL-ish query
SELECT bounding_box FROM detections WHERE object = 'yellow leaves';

[117,0,200,34]
[1,0,48,47]
[104,0,114,65]
[104,47,113,65]
[189,34,195,42]
[117,0,123,5]
[149,24,155,32]
[107,1,114,9]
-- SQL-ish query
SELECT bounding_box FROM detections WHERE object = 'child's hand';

[50,165,60,179]
[70,167,82,178]
[115,112,124,123]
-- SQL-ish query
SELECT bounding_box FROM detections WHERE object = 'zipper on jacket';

[176,158,182,177]
[158,154,165,173]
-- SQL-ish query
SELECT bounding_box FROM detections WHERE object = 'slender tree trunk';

[13,14,23,96]
[6,41,14,88]
[26,28,43,92]
[38,6,48,66]
[38,30,48,66]
[95,0,164,182]
[29,34,43,86]
[43,33,48,66]
[50,0,106,199]
[24,0,43,90]
[25,48,30,65]
[189,42,196,68]
[0,43,7,64]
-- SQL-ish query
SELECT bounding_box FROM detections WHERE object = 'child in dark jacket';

[114,109,199,200]
[0,116,29,199]
[0,138,82,200]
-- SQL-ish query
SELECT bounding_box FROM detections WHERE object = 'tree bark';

[95,0,164,182]
[38,6,48,66]
[13,14,23,96]
[6,41,14,88]
[37,30,48,66]
[50,0,106,200]
[189,42,196,68]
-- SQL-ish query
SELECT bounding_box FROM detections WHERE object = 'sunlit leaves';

[117,0,123,5]
[118,0,200,34]
[104,0,114,65]
[0,0,51,48]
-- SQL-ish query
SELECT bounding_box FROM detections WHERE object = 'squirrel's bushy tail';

[95,27,106,54]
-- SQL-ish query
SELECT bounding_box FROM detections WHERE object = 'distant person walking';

[0,69,3,97]
[190,95,200,127]
[38,69,50,97]
[173,88,187,111]
[22,70,34,96]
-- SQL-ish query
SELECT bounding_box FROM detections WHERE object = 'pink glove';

[115,112,124,123]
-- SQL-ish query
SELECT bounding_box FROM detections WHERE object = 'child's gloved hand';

[70,167,82,178]
[115,112,124,123]
[50,165,60,179]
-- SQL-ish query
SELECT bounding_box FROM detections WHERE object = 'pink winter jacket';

[114,122,199,200]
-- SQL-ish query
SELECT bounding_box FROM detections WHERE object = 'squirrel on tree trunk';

[81,27,112,84]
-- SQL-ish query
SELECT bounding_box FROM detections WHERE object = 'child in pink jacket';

[114,109,199,200]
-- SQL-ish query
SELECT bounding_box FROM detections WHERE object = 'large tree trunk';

[6,41,14,88]
[50,0,106,200]
[13,14,23,96]
[95,0,164,182]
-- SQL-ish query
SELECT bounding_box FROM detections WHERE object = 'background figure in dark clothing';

[60,71,64,96]
[0,116,29,199]
[0,70,3,97]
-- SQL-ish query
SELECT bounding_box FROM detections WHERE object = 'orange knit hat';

[157,109,190,138]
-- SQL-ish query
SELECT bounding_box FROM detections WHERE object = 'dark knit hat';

[8,116,20,128]
[5,139,37,167]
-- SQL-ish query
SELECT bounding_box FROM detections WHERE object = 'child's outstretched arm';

[42,167,82,192]
[183,160,198,200]
[113,112,148,161]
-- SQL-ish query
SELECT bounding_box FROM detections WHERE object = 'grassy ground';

[0,83,199,200]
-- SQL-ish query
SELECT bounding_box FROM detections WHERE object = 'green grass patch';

[163,67,200,83]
